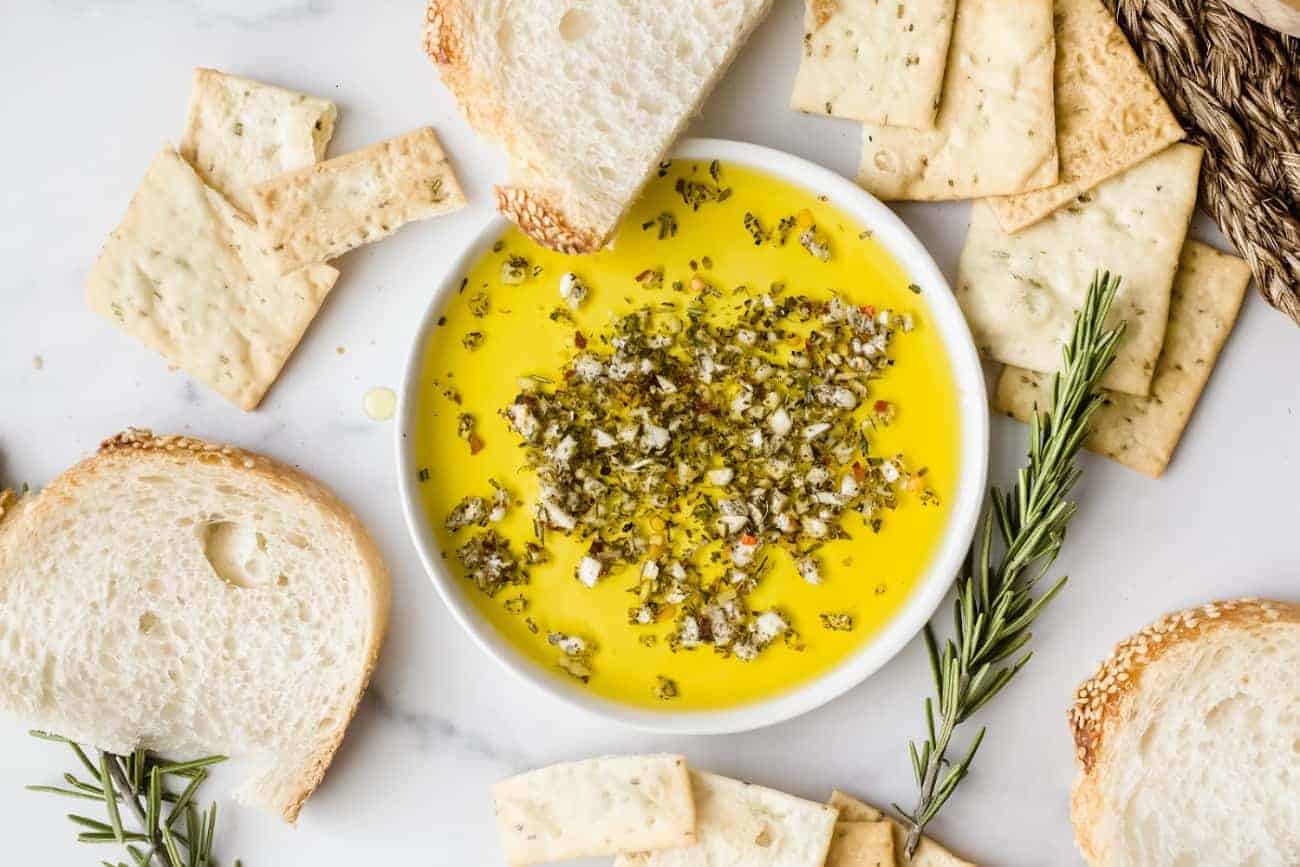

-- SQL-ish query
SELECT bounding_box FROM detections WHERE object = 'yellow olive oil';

[413,161,961,710]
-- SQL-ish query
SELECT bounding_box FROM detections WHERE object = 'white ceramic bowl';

[396,138,988,734]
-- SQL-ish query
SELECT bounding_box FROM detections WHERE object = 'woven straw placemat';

[1105,0,1300,325]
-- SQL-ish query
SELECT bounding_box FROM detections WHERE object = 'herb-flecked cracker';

[615,772,837,867]
[995,241,1251,477]
[857,0,1058,200]
[86,148,339,410]
[827,791,976,866]
[985,0,1184,232]
[825,821,894,867]
[790,0,956,129]
[250,127,466,273]
[957,143,1203,396]
[179,67,337,215]
[492,754,695,865]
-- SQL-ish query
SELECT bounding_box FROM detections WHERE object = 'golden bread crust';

[495,185,605,254]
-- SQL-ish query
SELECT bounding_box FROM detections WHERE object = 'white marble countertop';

[1,1,1297,864]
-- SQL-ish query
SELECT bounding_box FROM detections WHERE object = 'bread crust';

[1068,597,1300,864]
[495,185,605,254]
[35,429,390,822]
[423,0,505,149]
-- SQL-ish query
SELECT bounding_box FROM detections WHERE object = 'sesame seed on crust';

[1067,597,1298,774]
[495,185,605,255]
[98,429,248,464]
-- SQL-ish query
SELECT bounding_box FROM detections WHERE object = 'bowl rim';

[396,137,989,734]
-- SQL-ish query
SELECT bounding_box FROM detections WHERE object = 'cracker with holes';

[250,127,466,272]
[179,67,337,215]
[957,143,1203,396]
[985,0,1184,232]
[857,0,1058,200]
[492,754,696,865]
[86,148,339,410]
[791,0,957,129]
[615,772,838,867]
[995,241,1251,477]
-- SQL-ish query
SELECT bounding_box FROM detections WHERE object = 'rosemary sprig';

[25,730,241,867]
[895,271,1125,856]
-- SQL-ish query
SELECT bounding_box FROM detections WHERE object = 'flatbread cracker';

[827,792,976,867]
[492,754,695,865]
[956,143,1203,396]
[615,772,838,867]
[829,790,884,822]
[985,0,1184,232]
[179,67,337,215]
[87,149,338,411]
[250,127,467,273]
[826,822,895,867]
[857,0,1058,200]
[790,0,956,129]
[995,241,1250,477]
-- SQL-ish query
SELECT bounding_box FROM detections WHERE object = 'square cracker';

[857,0,1058,200]
[995,240,1251,477]
[956,143,1203,396]
[615,772,838,867]
[790,0,956,129]
[492,754,695,865]
[250,127,466,273]
[179,67,337,215]
[828,792,976,867]
[86,148,339,410]
[985,0,1184,232]
[826,821,895,867]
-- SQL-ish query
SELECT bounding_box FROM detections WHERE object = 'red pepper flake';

[852,461,866,482]
[468,433,486,455]
[740,533,758,546]
[874,400,891,414]
[860,304,876,317]
[575,331,588,349]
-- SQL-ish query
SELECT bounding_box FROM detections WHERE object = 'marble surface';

[1,2,1297,864]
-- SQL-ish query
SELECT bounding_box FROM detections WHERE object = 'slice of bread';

[1069,598,1300,866]
[424,0,773,253]
[0,430,389,822]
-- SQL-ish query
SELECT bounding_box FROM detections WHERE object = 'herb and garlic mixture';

[414,159,960,710]
[499,292,928,663]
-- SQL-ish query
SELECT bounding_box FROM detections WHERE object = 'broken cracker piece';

[180,67,337,215]
[87,148,338,410]
[492,754,695,865]
[791,0,956,130]
[251,127,467,273]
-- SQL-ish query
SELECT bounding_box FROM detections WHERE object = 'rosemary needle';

[894,271,1125,856]
[100,753,125,843]
[25,732,240,867]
